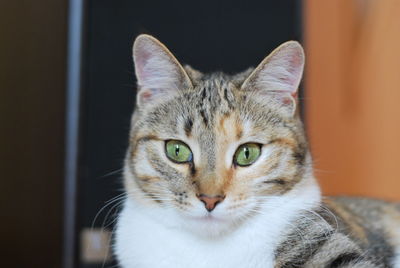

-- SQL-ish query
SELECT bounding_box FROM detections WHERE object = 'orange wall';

[305,0,400,201]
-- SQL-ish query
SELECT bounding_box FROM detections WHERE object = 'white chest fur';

[116,200,275,268]
[115,182,321,268]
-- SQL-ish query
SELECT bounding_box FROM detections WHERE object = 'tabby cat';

[115,34,400,267]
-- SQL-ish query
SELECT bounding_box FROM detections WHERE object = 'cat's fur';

[115,34,400,267]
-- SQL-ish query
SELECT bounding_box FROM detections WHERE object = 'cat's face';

[124,35,311,236]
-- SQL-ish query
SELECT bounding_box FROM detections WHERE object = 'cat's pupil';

[175,145,180,156]
[244,147,250,159]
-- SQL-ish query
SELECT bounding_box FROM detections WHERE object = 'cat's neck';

[116,175,321,268]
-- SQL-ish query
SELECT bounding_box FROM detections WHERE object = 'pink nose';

[197,194,225,212]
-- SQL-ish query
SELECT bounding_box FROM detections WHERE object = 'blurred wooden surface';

[0,1,66,267]
[305,0,400,201]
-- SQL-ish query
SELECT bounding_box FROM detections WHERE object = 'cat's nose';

[196,194,225,212]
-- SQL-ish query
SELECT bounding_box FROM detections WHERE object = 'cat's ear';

[133,34,192,106]
[241,41,305,115]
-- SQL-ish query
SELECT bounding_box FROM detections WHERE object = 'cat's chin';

[186,214,230,226]
[180,213,243,238]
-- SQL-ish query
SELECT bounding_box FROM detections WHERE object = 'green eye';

[165,140,193,163]
[234,143,261,166]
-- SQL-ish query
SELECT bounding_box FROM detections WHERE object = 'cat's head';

[124,35,319,237]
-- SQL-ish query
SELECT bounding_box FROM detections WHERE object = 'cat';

[114,34,400,268]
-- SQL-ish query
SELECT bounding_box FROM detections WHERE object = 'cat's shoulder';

[324,196,400,219]
[323,196,400,256]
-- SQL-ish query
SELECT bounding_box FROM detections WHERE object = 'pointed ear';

[133,34,192,106]
[241,41,305,115]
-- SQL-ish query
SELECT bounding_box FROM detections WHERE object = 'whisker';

[100,168,124,178]
[91,193,126,232]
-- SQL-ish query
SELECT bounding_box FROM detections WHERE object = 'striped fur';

[115,35,400,268]
[275,197,400,267]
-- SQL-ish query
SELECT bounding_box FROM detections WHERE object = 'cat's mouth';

[187,213,229,223]
[181,212,240,237]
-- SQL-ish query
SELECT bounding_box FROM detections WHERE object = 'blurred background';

[0,0,399,267]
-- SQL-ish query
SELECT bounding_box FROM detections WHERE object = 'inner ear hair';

[241,41,305,115]
[133,34,192,106]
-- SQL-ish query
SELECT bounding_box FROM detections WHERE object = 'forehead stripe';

[184,118,193,137]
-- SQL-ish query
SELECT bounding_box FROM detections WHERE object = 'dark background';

[0,1,301,267]
[0,1,67,268]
